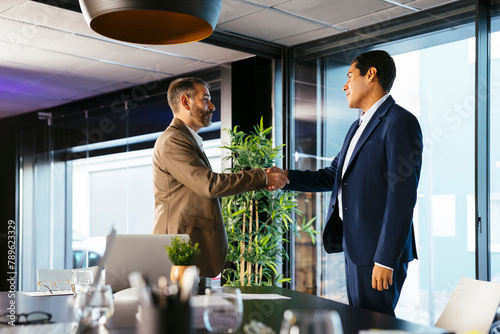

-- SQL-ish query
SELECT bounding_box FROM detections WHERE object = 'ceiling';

[0,0,457,119]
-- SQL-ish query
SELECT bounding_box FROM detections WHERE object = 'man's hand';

[372,264,393,291]
[264,167,289,190]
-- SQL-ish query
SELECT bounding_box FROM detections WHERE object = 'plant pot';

[170,265,196,283]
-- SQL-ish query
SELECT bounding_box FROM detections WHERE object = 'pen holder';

[137,298,193,334]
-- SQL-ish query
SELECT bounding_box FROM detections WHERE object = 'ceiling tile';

[407,0,459,10]
[237,0,290,6]
[0,100,31,114]
[64,89,115,102]
[0,0,28,13]
[2,1,93,35]
[148,42,251,64]
[167,62,218,76]
[106,50,194,73]
[0,42,95,73]
[203,50,254,64]
[41,73,123,93]
[0,90,62,111]
[218,9,323,44]
[92,82,136,93]
[68,61,169,84]
[336,5,414,30]
[219,0,264,23]
[276,0,393,26]
[0,63,54,92]
[0,18,71,50]
[273,27,344,46]
[10,80,83,99]
[42,34,138,61]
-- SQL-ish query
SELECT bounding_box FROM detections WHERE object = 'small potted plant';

[165,236,201,283]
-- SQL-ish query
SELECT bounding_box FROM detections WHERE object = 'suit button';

[343,182,347,186]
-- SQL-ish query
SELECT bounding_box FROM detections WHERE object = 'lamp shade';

[78,0,222,45]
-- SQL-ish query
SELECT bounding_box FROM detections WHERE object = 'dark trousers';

[344,256,408,316]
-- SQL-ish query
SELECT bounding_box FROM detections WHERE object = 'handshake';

[264,167,289,191]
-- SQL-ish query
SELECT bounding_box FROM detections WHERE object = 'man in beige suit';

[152,77,289,280]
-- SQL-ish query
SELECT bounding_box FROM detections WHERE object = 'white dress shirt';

[185,123,204,148]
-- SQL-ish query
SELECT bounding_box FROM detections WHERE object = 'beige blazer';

[152,118,267,277]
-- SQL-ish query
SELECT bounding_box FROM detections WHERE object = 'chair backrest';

[104,234,189,293]
[435,276,500,334]
[36,266,100,290]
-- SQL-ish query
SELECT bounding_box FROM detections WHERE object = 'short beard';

[191,106,212,128]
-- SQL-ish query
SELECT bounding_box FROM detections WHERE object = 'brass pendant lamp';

[78,0,222,45]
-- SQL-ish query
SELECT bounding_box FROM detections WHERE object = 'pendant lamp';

[78,0,222,45]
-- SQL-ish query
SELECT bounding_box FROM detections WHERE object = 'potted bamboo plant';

[221,118,318,286]
[165,236,201,283]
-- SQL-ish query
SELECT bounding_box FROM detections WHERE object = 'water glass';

[280,309,343,334]
[74,284,115,327]
[71,269,94,295]
[203,287,243,333]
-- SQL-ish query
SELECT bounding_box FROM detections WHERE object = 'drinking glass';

[203,287,243,333]
[74,284,115,327]
[279,309,343,334]
[71,269,94,295]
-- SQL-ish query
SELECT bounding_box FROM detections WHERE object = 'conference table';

[0,287,447,333]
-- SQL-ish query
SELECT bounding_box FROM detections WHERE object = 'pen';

[129,271,153,307]
[158,275,168,308]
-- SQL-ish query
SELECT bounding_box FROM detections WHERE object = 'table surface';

[0,287,447,333]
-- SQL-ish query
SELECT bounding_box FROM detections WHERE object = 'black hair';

[351,50,396,92]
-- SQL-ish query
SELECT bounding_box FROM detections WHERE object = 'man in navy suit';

[282,50,423,316]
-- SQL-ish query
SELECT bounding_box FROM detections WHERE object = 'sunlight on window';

[468,31,500,63]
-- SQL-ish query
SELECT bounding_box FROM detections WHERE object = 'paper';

[191,293,290,308]
[21,290,74,297]
[359,331,409,334]
[0,322,77,333]
[113,287,139,301]
[191,295,234,308]
[240,293,291,300]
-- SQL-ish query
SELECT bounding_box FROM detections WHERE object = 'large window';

[290,13,500,326]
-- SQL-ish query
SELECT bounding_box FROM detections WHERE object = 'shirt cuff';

[260,168,268,186]
[374,262,393,271]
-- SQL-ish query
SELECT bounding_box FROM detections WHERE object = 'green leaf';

[221,118,319,287]
[164,236,201,266]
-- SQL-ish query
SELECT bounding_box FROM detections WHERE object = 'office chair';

[435,276,500,334]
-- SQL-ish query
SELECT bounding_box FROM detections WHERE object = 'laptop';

[104,234,189,293]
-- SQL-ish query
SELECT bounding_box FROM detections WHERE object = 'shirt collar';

[359,93,390,126]
[184,122,204,148]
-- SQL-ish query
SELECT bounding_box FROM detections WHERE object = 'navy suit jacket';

[286,96,422,269]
